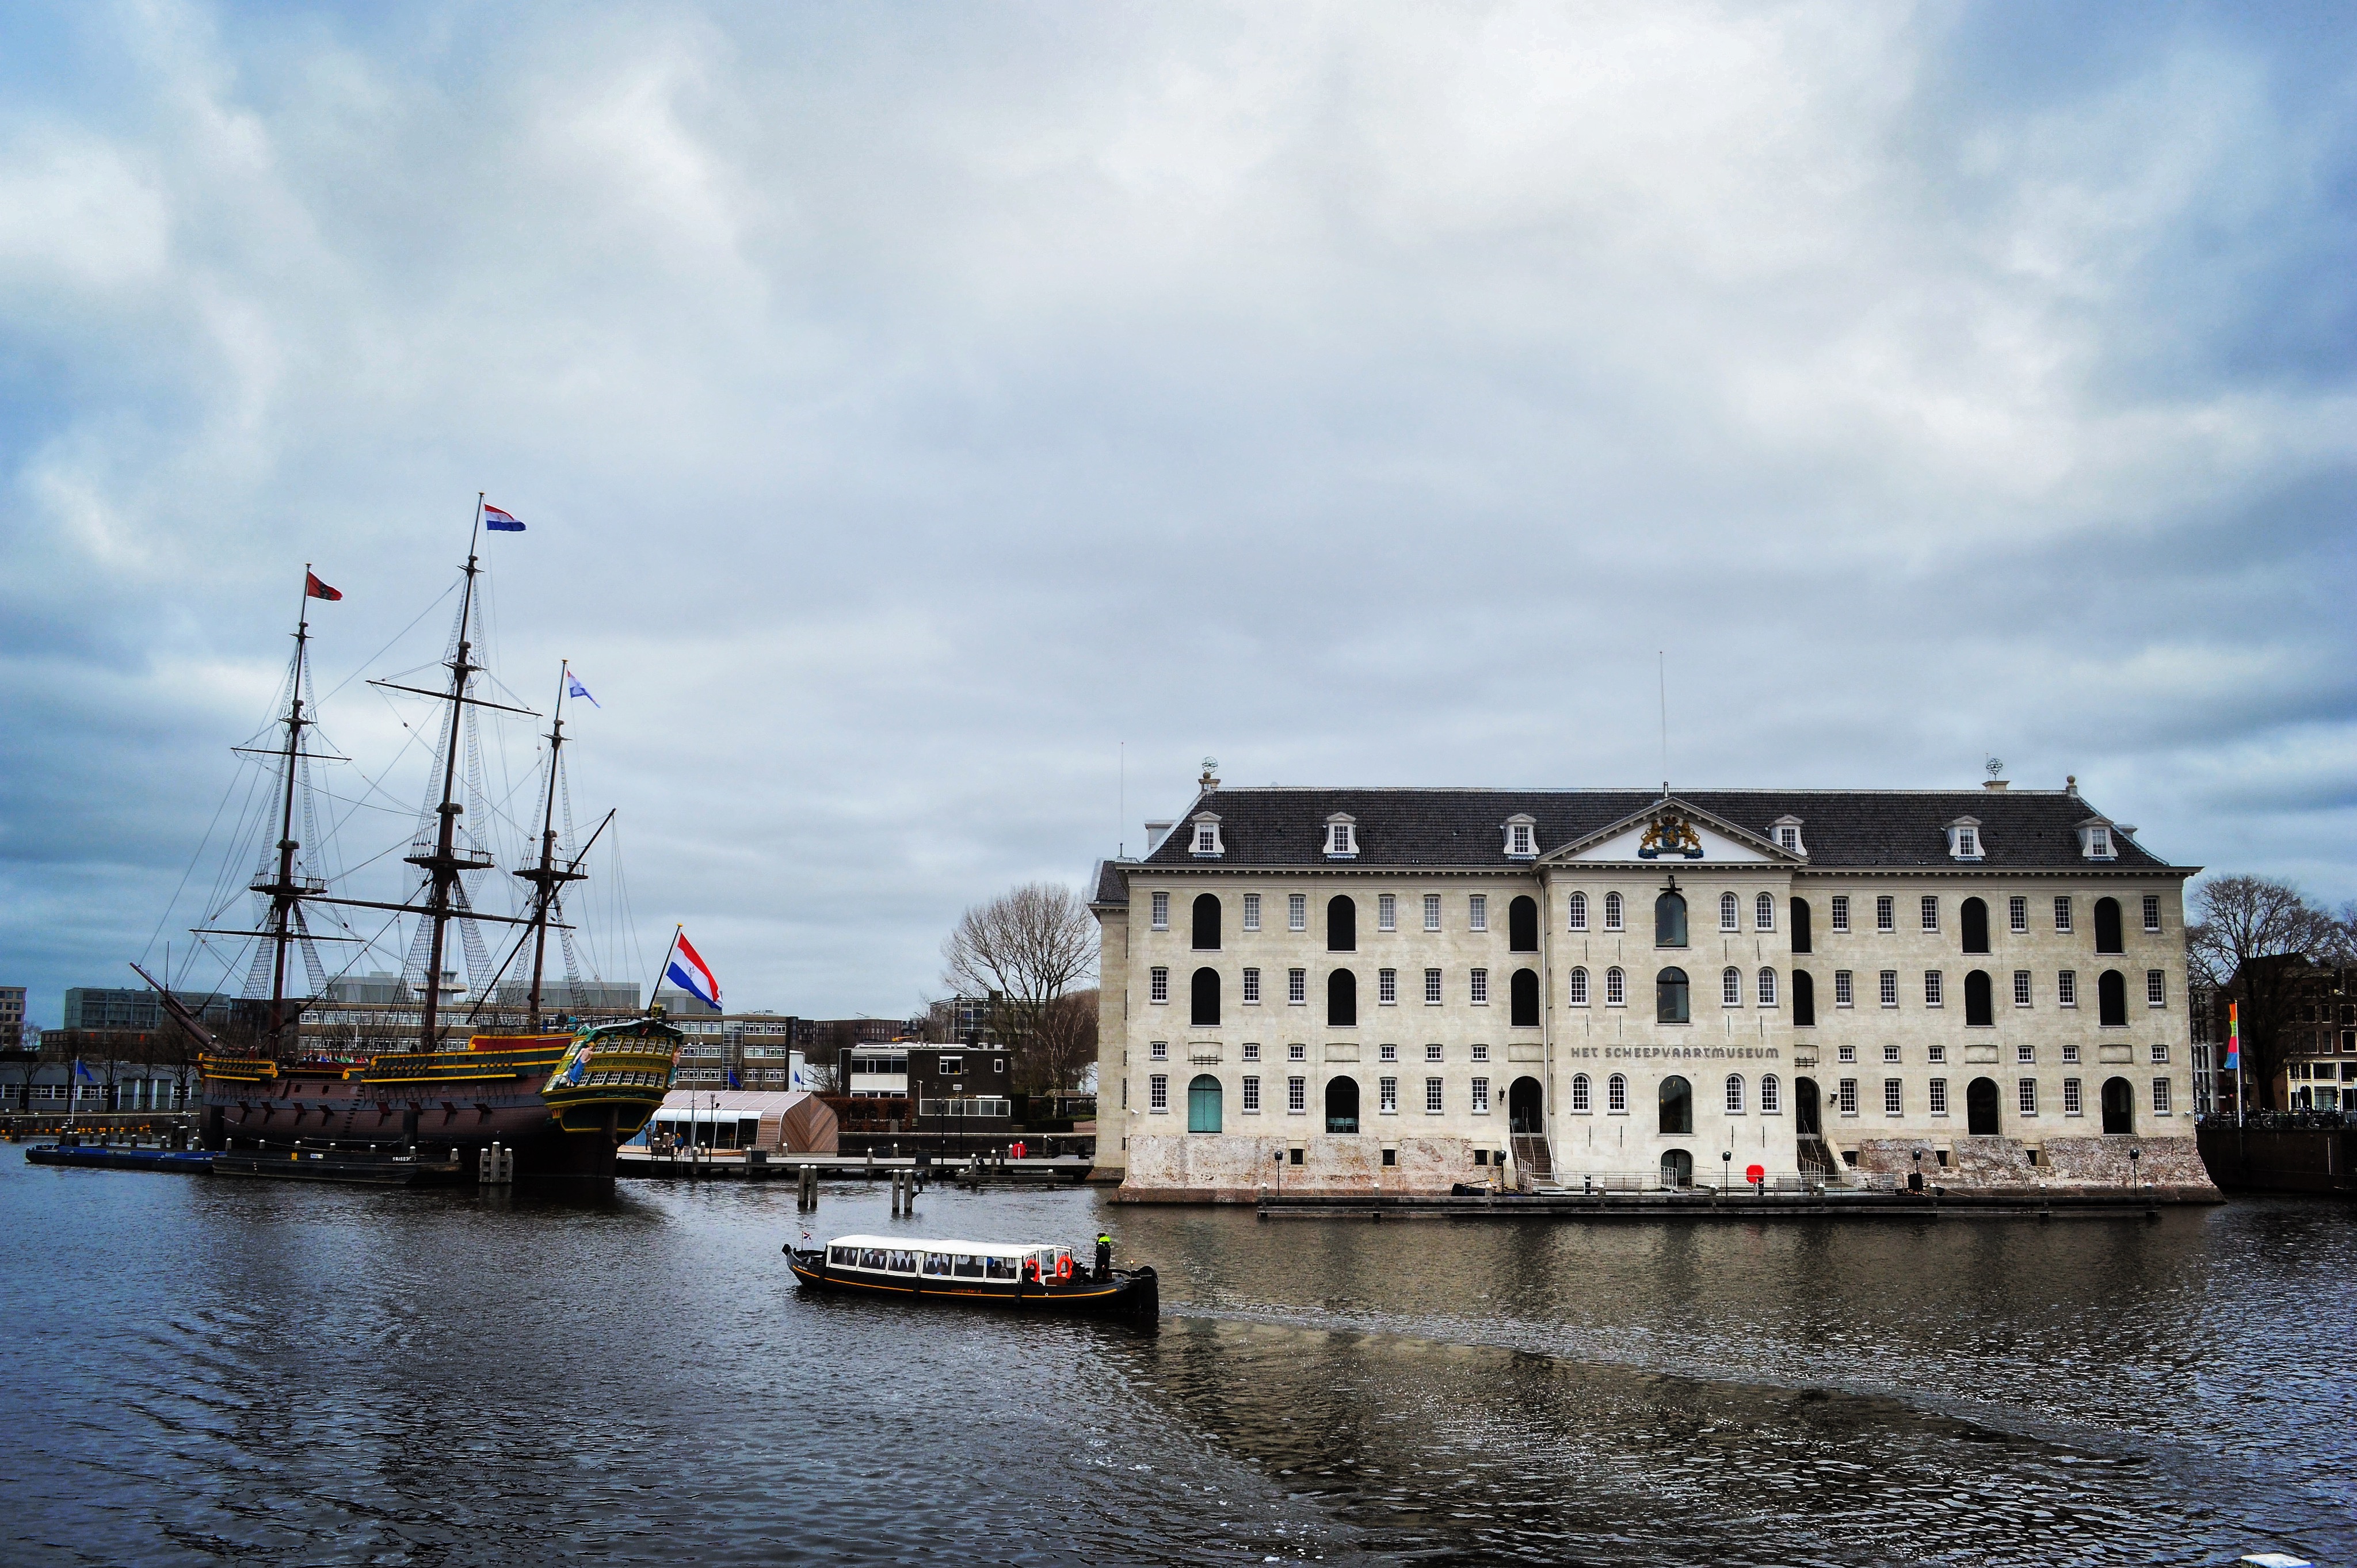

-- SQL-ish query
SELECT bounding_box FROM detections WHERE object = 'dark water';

[2,1147,2350,1567]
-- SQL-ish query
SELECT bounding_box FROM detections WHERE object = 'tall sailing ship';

[143,501,677,1182]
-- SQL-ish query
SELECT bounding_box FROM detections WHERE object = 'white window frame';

[2058,970,2077,1008]
[2150,1041,2169,1064]
[2147,970,2167,1008]
[1567,967,1589,1006]
[1755,892,1775,932]
[1287,968,1307,1006]
[1325,816,1357,859]
[1424,894,1442,932]
[1830,895,1849,932]
[1191,816,1223,857]
[2016,1042,2035,1064]
[1725,1074,1745,1114]
[1378,894,1396,932]
[2009,895,2028,933]
[1424,1078,1444,1115]
[1756,968,1778,1008]
[1468,894,1488,932]
[1760,1074,1781,1114]
[1471,1077,1490,1115]
[1287,1076,1306,1115]
[2152,1077,2171,1115]
[1607,1073,1628,1114]
[1571,1073,1592,1112]
[2142,894,2162,932]
[1287,1042,1306,1062]
[1924,970,1943,1008]
[1720,893,1740,933]
[1379,1042,1397,1062]
[1833,970,1853,1008]
[2062,1077,2082,1116]
[1242,1041,1261,1062]
[1242,1075,1261,1113]
[2013,970,2032,1008]
[1288,894,1307,932]
[1244,892,1261,932]
[1883,1078,1903,1116]
[1150,967,1169,1005]
[2054,896,2073,933]
[1378,967,1397,1005]
[1605,966,1626,1007]
[1151,891,1169,931]
[1604,892,1624,931]
[1837,1078,1858,1116]
[1722,967,1742,1008]
[1379,1076,1398,1115]
[1567,891,1588,931]
[1242,967,1261,1005]
[1876,895,1895,932]
[1928,1078,1948,1116]
[1149,1073,1169,1112]
[2018,1077,2038,1116]
[1920,896,1939,932]
[1424,968,1443,1005]
[1469,968,1489,1006]
[1424,1043,1443,1062]
[1879,970,1898,1008]
[1882,1043,1901,1064]
[1470,1043,1489,1062]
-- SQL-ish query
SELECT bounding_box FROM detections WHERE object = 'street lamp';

[1721,1150,1731,1194]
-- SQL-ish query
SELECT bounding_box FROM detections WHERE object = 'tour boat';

[784,1234,1158,1318]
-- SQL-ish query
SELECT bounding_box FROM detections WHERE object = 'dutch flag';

[483,504,525,532]
[666,930,722,1012]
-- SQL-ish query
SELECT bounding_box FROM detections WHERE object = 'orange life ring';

[1054,1254,1073,1283]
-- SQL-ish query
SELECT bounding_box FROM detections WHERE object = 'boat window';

[829,1246,855,1266]
[953,1254,985,1278]
[887,1250,918,1273]
[922,1252,953,1276]
[859,1248,888,1271]
[986,1256,1019,1281]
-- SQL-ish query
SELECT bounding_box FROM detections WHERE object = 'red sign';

[1746,1164,1765,1184]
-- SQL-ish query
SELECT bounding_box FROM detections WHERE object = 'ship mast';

[514,662,588,1032]
[406,499,499,1054]
[250,569,318,1057]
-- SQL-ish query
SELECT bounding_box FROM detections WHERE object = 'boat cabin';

[822,1234,1078,1284]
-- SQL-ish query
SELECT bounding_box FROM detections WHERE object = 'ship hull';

[200,1031,675,1182]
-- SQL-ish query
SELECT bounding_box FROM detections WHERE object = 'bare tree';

[2188,875,2342,1109]
[941,883,1096,1086]
[1026,987,1099,1094]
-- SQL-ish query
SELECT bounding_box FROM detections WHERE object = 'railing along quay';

[1256,1183,2189,1222]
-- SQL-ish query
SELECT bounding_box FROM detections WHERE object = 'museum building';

[1090,776,2214,1200]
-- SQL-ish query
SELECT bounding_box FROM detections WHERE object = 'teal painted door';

[1187,1074,1222,1133]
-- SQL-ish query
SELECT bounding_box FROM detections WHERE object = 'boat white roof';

[827,1234,1063,1257]
[651,1089,818,1116]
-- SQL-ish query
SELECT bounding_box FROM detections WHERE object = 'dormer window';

[2078,819,2116,861]
[1771,816,1806,856]
[1946,818,1984,861]
[1189,812,1224,859]
[1325,814,1357,859]
[1502,814,1537,860]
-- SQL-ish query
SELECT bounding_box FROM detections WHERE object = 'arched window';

[1760,1073,1782,1114]
[1725,1074,1746,1114]
[1964,970,1993,1027]
[1756,968,1778,1008]
[1604,892,1624,930]
[1192,894,1221,951]
[1191,968,1221,1027]
[1719,892,1740,932]
[1567,967,1590,1006]
[1960,897,1989,955]
[1328,969,1358,1028]
[1510,968,1540,1027]
[2102,1075,2135,1134]
[1187,1074,1222,1133]
[1660,1074,1692,1134]
[1722,967,1742,1007]
[1570,1073,1592,1112]
[1328,896,1357,952]
[2094,898,2123,955]
[1657,967,1691,1023]
[1607,1073,1628,1113]
[1567,891,1589,931]
[1509,896,1539,952]
[1605,967,1626,1006]
[1755,892,1776,931]
[1792,970,1816,1026]
[1655,890,1688,948]
[1790,898,1812,953]
[2098,970,2127,1027]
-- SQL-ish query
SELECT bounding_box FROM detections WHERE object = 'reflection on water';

[1,1147,2347,1566]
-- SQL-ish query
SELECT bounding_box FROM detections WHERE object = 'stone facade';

[1094,781,2215,1201]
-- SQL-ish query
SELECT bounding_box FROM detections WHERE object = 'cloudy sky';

[3,1,2353,1027]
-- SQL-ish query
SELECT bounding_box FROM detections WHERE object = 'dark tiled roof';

[1092,858,1128,905]
[1127,788,2186,873]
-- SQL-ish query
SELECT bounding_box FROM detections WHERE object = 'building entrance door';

[2102,1077,2134,1135]
[1967,1077,2000,1135]
[1660,1149,1694,1189]
[1187,1074,1222,1134]
[1794,1077,1821,1136]
[1324,1076,1359,1134]
[1508,1077,1543,1133]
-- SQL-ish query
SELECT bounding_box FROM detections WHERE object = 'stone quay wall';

[1118,1133,1479,1202]
[1853,1134,2216,1198]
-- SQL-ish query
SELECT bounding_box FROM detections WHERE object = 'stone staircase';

[1511,1132,1554,1189]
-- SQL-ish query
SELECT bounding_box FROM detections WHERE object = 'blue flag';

[566,671,600,708]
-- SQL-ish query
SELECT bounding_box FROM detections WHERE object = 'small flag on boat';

[483,504,525,532]
[566,670,600,708]
[666,929,722,1012]
[304,571,342,601]
[2224,1001,2240,1070]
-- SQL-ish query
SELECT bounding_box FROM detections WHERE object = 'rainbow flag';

[2224,1001,2240,1070]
